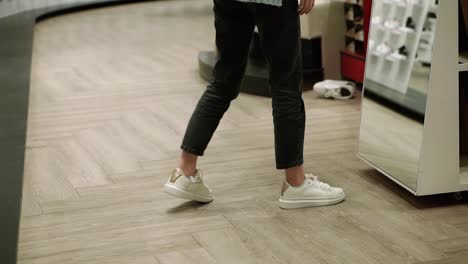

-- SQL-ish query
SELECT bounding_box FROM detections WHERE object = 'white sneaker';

[368,39,376,51]
[374,42,392,57]
[354,29,364,41]
[164,168,214,203]
[279,174,345,209]
[387,51,407,61]
[313,80,356,100]
[371,16,382,25]
[384,19,400,30]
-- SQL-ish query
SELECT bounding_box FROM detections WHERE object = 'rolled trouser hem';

[276,160,304,170]
[180,145,204,156]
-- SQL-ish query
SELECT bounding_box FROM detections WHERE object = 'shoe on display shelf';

[428,11,437,19]
[419,43,430,50]
[384,19,401,30]
[387,50,408,61]
[374,42,392,57]
[387,47,408,61]
[398,45,409,56]
[355,30,364,42]
[353,5,363,22]
[345,5,354,21]
[400,27,415,33]
[387,52,407,61]
[313,80,356,100]
[346,25,355,38]
[419,38,430,45]
[400,17,416,32]
[345,40,356,53]
[423,19,436,33]
[371,16,382,25]
[368,39,376,51]
[354,26,364,41]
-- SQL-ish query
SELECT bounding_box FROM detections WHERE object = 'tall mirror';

[358,0,439,191]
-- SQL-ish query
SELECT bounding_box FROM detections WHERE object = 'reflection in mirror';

[358,0,439,191]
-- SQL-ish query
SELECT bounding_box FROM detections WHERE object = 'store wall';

[0,0,102,18]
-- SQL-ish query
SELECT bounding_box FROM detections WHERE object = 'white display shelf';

[366,0,432,95]
[414,0,467,195]
[416,0,468,195]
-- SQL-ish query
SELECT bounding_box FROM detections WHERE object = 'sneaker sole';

[164,183,213,203]
[278,193,346,209]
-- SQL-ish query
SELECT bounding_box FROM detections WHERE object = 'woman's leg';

[255,1,306,185]
[178,0,255,175]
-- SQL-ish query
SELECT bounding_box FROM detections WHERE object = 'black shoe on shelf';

[399,45,409,57]
[406,17,416,30]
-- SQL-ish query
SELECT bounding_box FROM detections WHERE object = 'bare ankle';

[180,166,196,176]
[285,165,305,187]
[180,151,198,176]
[286,177,305,187]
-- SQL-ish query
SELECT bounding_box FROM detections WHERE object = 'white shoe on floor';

[279,174,345,209]
[164,168,214,203]
[313,80,356,100]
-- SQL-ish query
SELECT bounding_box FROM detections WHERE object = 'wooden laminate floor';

[19,1,468,263]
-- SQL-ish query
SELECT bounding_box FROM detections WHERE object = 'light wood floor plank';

[23,148,80,203]
[193,228,259,264]
[156,247,217,264]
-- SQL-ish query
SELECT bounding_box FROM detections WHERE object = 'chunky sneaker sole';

[164,182,213,203]
[278,193,346,209]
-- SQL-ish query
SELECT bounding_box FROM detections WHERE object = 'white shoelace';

[188,175,202,184]
[305,174,333,191]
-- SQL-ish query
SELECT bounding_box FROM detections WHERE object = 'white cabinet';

[358,0,468,195]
